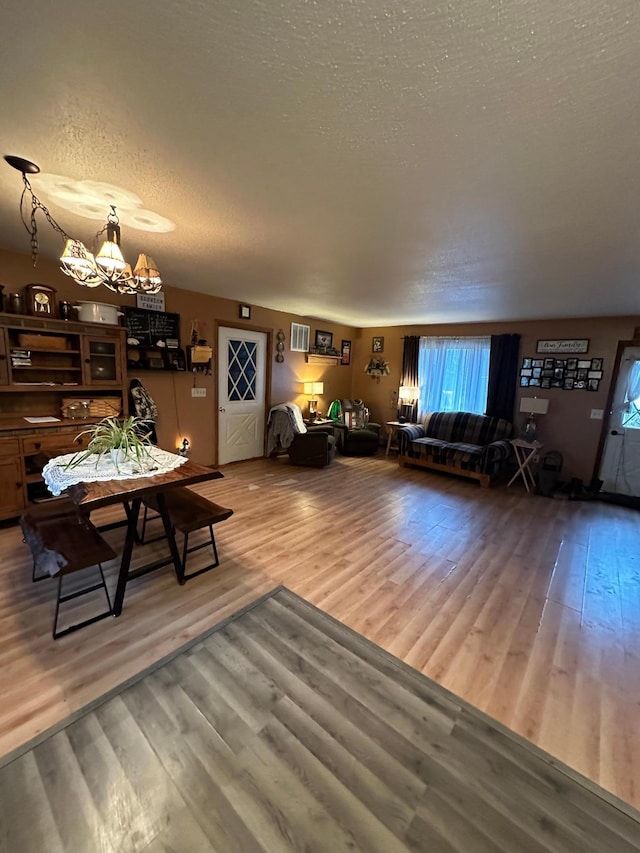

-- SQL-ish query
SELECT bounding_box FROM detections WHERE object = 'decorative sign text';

[136,292,166,312]
[536,339,589,354]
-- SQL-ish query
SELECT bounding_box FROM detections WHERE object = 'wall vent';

[290,322,310,352]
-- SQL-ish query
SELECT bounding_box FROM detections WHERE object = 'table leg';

[507,446,539,493]
[155,492,185,585]
[113,497,142,616]
[523,453,538,492]
[97,501,142,544]
[386,427,393,456]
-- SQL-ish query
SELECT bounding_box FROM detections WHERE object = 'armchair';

[267,403,336,468]
[328,398,381,456]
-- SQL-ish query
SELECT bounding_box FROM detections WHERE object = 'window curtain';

[418,337,490,416]
[401,335,420,421]
[486,334,521,423]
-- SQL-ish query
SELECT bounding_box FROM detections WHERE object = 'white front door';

[599,346,640,497]
[217,326,267,465]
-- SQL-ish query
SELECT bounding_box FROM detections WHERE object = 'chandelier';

[4,155,163,294]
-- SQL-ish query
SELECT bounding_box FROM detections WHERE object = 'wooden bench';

[141,487,234,581]
[21,510,116,639]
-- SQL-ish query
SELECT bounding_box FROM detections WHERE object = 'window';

[622,359,640,429]
[418,336,490,416]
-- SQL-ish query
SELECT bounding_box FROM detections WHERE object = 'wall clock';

[24,283,57,317]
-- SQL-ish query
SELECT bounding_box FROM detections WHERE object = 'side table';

[385,421,418,455]
[507,438,543,493]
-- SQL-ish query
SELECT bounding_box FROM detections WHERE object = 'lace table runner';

[43,448,188,496]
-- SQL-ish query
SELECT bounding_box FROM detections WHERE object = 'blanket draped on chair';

[266,403,307,454]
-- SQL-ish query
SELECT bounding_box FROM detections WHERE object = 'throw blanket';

[267,403,307,454]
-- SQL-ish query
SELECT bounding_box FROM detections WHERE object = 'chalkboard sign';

[124,307,180,348]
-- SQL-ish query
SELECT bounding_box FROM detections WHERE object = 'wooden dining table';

[64,459,224,615]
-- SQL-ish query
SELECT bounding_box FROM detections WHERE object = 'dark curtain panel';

[486,334,521,423]
[401,335,420,421]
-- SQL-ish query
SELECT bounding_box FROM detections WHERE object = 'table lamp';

[303,381,324,420]
[398,385,419,422]
[519,396,549,442]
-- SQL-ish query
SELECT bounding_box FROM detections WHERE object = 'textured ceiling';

[1,0,639,327]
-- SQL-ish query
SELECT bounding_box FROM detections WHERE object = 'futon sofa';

[397,411,513,487]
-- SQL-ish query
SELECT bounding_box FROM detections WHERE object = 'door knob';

[611,429,619,435]
[219,406,226,412]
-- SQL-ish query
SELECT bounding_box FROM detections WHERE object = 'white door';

[599,346,640,497]
[217,326,267,465]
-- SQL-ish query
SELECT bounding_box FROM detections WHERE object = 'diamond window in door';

[228,339,257,400]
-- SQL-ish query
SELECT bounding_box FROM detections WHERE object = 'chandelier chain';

[20,174,71,267]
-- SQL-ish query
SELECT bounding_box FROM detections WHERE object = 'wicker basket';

[61,397,121,419]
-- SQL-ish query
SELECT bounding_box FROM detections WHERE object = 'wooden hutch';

[0,312,127,521]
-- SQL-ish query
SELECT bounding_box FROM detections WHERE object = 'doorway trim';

[213,320,272,467]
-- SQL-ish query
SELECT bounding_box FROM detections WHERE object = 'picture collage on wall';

[520,357,603,391]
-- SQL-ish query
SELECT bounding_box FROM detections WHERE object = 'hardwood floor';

[2,588,639,853]
[1,453,639,810]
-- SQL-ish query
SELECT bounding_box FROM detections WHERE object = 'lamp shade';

[95,239,126,274]
[399,385,419,401]
[304,382,324,396]
[133,253,162,293]
[60,239,102,287]
[520,396,549,415]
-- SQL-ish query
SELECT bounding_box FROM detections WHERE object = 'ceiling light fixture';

[4,155,163,294]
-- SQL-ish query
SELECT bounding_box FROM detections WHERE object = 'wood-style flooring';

[1,454,640,811]
[2,587,639,853]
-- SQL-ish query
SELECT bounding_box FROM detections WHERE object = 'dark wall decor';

[372,336,384,353]
[341,339,351,365]
[124,306,184,370]
[309,329,340,355]
[520,356,603,390]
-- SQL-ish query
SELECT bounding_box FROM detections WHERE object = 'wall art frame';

[314,330,333,349]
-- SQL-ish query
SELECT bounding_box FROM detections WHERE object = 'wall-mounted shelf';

[306,354,341,365]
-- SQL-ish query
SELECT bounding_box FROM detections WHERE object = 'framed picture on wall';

[341,339,351,365]
[314,330,333,349]
[372,336,384,353]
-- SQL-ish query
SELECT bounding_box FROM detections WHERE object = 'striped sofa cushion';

[423,411,512,445]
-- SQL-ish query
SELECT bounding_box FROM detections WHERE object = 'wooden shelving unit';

[0,312,128,520]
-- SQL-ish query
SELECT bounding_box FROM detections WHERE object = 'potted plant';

[63,416,155,471]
